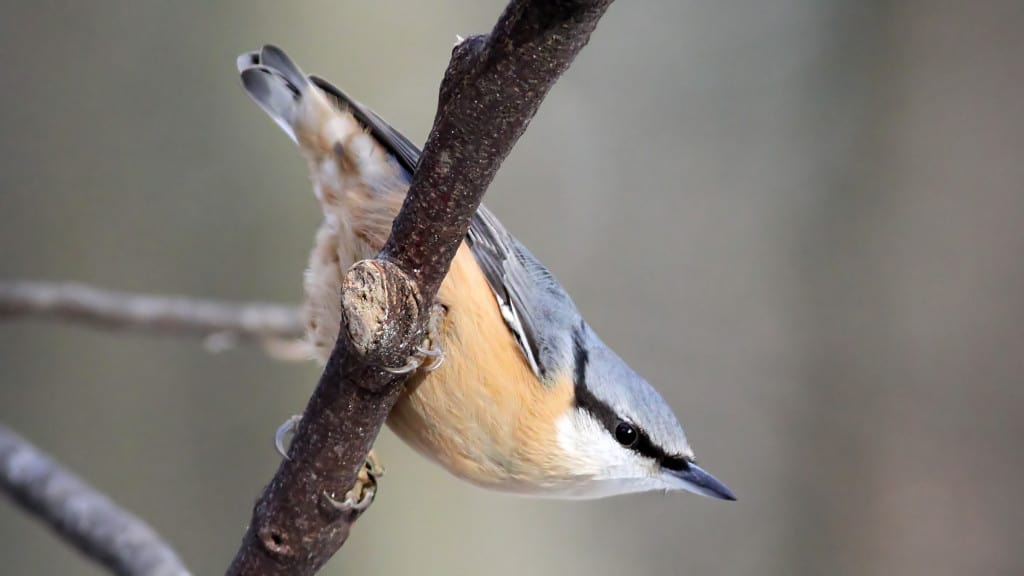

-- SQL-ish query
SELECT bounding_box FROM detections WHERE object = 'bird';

[237,44,735,504]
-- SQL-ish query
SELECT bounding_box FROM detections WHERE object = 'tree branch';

[0,423,190,576]
[0,280,304,347]
[226,0,616,574]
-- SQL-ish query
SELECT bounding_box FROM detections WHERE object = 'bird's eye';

[614,421,638,447]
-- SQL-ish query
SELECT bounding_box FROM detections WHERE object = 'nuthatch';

[238,45,735,502]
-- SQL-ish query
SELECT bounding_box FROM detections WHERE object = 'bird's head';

[551,324,735,501]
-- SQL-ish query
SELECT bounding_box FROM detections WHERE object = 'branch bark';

[0,280,303,347]
[227,0,615,574]
[0,423,190,576]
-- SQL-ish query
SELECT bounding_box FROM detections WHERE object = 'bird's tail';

[238,44,407,245]
[238,45,409,363]
[237,45,316,144]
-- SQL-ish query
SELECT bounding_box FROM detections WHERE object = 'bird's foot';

[323,450,385,513]
[384,304,446,374]
[273,415,384,513]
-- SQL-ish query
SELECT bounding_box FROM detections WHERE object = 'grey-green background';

[2,2,1022,575]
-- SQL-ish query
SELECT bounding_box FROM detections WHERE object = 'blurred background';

[2,1,1022,575]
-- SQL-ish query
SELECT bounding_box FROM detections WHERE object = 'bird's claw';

[415,343,445,371]
[383,304,446,374]
[323,451,384,514]
[324,487,376,513]
[383,357,421,374]
[274,414,302,459]
[382,341,444,374]
[275,415,383,513]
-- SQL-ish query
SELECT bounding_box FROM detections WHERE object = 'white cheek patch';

[555,410,615,476]
[554,410,663,499]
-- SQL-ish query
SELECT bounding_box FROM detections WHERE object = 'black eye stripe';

[571,323,686,469]
[572,321,589,393]
[661,455,691,471]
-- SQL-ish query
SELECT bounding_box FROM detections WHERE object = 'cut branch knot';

[341,259,422,385]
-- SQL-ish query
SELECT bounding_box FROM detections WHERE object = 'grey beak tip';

[701,474,737,502]
[668,462,737,502]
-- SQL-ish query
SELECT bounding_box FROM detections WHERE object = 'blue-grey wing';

[312,75,576,382]
[465,206,578,382]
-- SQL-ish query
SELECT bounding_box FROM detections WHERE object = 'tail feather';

[238,45,317,144]
[235,51,259,73]
[240,67,301,142]
[258,45,310,90]
[240,44,411,214]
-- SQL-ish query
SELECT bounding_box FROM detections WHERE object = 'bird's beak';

[666,463,736,501]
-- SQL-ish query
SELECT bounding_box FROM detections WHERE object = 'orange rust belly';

[385,244,574,492]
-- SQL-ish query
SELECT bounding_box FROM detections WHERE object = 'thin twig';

[226,1,616,574]
[0,280,304,344]
[0,423,191,576]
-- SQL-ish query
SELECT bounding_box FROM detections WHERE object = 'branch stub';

[341,259,422,386]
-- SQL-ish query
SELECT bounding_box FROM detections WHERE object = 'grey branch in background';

[0,280,304,344]
[0,423,191,576]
